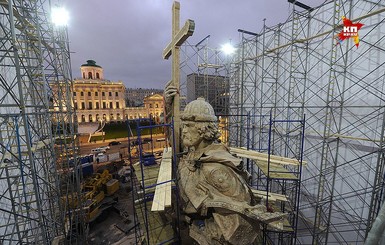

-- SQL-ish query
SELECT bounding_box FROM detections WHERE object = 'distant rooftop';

[81,60,102,68]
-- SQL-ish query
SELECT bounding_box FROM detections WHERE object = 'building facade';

[50,60,164,124]
[186,73,229,115]
[124,94,164,122]
[125,88,164,107]
[144,94,164,122]
[73,60,126,123]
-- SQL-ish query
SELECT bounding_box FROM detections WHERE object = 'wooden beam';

[163,2,195,154]
[162,19,195,59]
[151,147,172,211]
[230,147,307,166]
[251,189,288,202]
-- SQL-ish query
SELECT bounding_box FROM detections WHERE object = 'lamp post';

[51,7,69,27]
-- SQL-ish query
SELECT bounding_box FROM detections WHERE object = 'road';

[79,135,167,157]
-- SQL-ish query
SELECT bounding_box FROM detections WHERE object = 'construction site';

[1,0,385,244]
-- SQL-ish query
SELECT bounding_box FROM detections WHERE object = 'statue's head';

[181,98,220,149]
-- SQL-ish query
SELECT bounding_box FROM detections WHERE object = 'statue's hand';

[164,80,178,106]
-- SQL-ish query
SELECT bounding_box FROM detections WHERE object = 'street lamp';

[221,43,236,55]
[51,6,69,27]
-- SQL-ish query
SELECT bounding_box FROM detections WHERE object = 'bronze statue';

[164,83,284,244]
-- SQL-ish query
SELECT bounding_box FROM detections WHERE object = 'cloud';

[66,0,325,88]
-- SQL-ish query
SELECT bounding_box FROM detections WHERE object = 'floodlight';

[221,43,236,55]
[51,7,69,26]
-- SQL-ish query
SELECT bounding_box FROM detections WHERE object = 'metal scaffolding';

[128,119,180,245]
[0,0,84,244]
[230,0,385,244]
[180,37,229,115]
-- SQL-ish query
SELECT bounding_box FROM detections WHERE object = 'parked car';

[108,141,121,146]
[100,146,110,151]
[91,148,106,154]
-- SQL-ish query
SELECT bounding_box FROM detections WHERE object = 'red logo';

[337,16,364,47]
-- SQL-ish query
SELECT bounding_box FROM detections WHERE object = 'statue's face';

[181,121,203,148]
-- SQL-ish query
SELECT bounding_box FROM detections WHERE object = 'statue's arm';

[163,80,178,121]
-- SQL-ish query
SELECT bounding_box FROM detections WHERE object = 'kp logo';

[336,16,364,47]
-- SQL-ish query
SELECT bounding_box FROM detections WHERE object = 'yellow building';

[50,60,164,124]
[124,94,164,122]
[144,94,164,121]
[73,60,125,123]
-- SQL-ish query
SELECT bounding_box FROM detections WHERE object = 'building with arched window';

[50,60,164,124]
[124,94,164,122]
[71,60,126,123]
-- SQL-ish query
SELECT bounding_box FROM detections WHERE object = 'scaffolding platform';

[254,161,298,180]
[129,120,180,245]
[132,162,176,244]
[230,147,302,179]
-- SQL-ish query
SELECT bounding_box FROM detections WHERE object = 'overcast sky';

[64,0,325,89]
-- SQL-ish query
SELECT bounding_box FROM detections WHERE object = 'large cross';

[163,1,194,153]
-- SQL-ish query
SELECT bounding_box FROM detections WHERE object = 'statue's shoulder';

[201,143,241,166]
[203,143,231,157]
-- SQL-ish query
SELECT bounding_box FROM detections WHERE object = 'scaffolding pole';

[229,0,385,244]
[0,0,84,244]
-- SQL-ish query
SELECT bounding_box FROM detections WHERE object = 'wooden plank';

[251,189,288,202]
[230,147,306,166]
[137,182,175,195]
[255,161,298,180]
[164,148,172,207]
[151,147,173,211]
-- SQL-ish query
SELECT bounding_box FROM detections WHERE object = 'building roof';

[81,60,102,68]
[144,94,163,100]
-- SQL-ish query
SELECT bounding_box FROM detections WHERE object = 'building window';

[81,102,85,110]
[109,102,113,108]
[81,115,85,122]
[102,92,105,96]
[96,72,100,79]
[74,103,78,110]
[73,92,76,96]
[83,72,85,79]
[110,114,114,120]
[96,114,100,121]
[95,92,98,96]
[117,113,121,120]
[89,115,93,122]
[116,102,119,108]
[96,102,99,109]
[88,102,92,109]
[115,92,118,96]
[109,92,112,96]
[103,114,106,121]
[88,72,92,79]
[149,104,152,108]
[155,104,158,108]
[80,92,84,96]
[88,91,91,96]
[103,102,106,109]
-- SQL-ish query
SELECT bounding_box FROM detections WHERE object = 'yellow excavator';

[65,169,120,222]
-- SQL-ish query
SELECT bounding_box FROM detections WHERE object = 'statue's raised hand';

[164,80,178,107]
